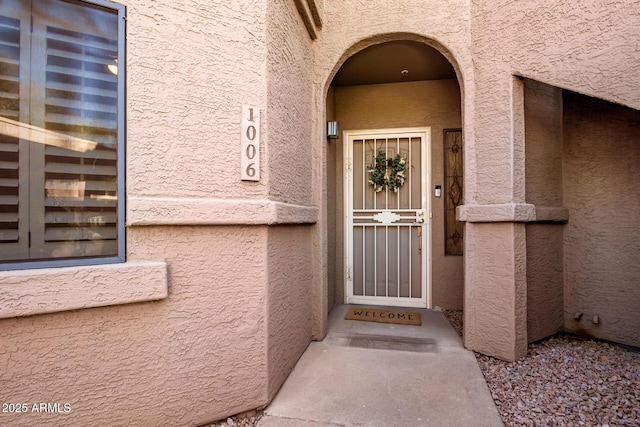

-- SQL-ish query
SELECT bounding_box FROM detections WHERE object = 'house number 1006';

[241,105,260,181]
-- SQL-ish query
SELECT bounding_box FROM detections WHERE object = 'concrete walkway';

[258,305,503,427]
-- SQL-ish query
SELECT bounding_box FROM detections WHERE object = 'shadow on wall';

[562,90,640,348]
[524,79,640,349]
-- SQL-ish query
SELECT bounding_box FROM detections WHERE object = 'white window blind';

[0,0,123,266]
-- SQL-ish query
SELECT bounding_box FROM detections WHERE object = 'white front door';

[344,128,431,308]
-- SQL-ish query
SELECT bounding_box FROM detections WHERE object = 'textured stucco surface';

[263,0,319,350]
[0,227,269,426]
[526,224,564,342]
[266,226,313,398]
[523,79,564,342]
[267,0,328,341]
[563,93,640,347]
[0,0,318,424]
[126,0,269,199]
[326,86,338,315]
[0,261,167,319]
[469,0,640,206]
[127,197,318,226]
[4,1,640,424]
[309,0,479,360]
[313,0,640,361]
[462,0,640,358]
[523,80,563,208]
[266,0,313,207]
[332,80,463,309]
[464,222,527,361]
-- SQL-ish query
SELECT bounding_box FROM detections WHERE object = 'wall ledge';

[457,203,569,223]
[0,261,168,319]
[533,206,570,222]
[293,0,322,40]
[127,197,319,226]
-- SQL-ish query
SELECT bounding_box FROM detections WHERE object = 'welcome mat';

[344,307,422,326]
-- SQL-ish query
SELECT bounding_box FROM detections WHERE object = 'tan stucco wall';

[3,1,640,424]
[264,2,317,394]
[469,0,640,205]
[312,0,640,362]
[563,92,640,347]
[126,0,269,199]
[326,86,338,314]
[266,226,314,398]
[1,0,318,425]
[331,80,463,309]
[526,224,564,342]
[524,80,564,342]
[463,222,528,359]
[267,0,314,206]
[1,227,269,426]
[460,0,640,360]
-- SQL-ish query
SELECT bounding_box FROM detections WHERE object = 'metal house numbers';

[241,105,260,181]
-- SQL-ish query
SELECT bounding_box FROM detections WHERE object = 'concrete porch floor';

[258,305,503,427]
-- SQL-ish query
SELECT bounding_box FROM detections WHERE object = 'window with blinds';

[0,0,125,268]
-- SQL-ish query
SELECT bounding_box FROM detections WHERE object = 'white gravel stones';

[443,310,640,427]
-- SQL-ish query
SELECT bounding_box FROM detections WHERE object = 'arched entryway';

[324,37,465,313]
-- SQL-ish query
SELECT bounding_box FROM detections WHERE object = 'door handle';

[417,226,422,254]
[415,210,425,224]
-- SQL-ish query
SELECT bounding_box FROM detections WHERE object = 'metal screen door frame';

[344,127,431,308]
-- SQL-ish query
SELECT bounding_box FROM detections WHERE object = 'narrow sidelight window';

[0,0,125,269]
[444,129,463,256]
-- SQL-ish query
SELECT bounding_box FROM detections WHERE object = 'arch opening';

[325,37,465,315]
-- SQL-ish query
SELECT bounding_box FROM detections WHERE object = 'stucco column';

[458,73,529,361]
[461,220,528,361]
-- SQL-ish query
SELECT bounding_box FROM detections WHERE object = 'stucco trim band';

[532,206,570,222]
[293,0,319,39]
[127,197,319,226]
[458,204,569,223]
[0,261,168,319]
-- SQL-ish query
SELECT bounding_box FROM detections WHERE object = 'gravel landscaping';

[443,309,640,427]
[207,311,639,427]
[204,412,262,427]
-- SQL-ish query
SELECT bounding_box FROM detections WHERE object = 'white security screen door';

[344,128,431,308]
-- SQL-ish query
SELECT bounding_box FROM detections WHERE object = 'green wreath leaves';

[366,150,407,193]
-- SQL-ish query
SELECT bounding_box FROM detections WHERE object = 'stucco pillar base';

[463,222,527,361]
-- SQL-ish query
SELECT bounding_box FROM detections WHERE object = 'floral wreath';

[366,150,407,193]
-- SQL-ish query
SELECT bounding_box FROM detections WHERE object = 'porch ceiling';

[333,40,456,86]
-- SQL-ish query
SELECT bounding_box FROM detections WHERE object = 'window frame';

[443,128,463,256]
[0,0,126,271]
